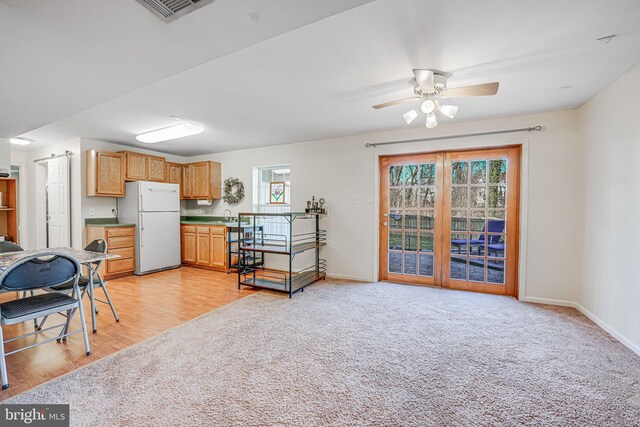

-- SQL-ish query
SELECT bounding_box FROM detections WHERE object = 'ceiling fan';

[372,69,499,128]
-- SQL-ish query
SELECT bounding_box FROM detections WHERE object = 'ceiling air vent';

[135,0,215,23]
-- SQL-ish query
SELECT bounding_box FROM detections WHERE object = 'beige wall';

[187,109,583,301]
[577,62,640,354]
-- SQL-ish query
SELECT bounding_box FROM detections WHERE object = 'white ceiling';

[5,0,640,156]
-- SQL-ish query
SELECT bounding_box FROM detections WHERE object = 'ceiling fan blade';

[441,82,499,98]
[413,69,435,93]
[372,96,421,109]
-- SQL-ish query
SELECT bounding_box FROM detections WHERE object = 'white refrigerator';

[117,181,181,275]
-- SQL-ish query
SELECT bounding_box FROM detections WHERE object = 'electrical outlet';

[89,209,95,216]
[352,196,359,204]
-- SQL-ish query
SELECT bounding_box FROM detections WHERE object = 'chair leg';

[0,326,8,389]
[100,284,119,322]
[37,315,49,331]
[75,300,91,356]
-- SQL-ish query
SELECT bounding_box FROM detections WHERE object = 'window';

[253,165,291,239]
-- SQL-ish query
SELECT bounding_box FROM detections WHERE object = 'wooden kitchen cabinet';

[166,162,182,184]
[166,162,183,197]
[86,150,126,197]
[181,225,197,264]
[85,225,136,280]
[147,155,166,182]
[121,151,148,181]
[210,227,226,268]
[196,226,210,265]
[181,161,221,200]
[181,224,226,271]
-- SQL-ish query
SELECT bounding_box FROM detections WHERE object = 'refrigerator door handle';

[139,213,144,247]
[149,187,177,193]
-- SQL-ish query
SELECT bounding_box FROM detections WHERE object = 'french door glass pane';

[450,256,466,280]
[450,158,508,285]
[389,161,436,276]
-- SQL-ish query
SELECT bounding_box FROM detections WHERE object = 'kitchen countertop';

[85,218,135,228]
[180,216,259,228]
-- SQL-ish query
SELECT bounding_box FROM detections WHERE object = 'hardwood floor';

[0,267,256,400]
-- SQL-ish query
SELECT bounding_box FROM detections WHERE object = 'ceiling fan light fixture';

[136,122,203,143]
[421,100,436,114]
[438,104,459,119]
[403,110,418,124]
[425,113,438,129]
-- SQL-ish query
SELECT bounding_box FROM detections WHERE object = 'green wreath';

[223,177,244,205]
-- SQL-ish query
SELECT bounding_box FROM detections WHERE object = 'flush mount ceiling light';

[136,122,203,143]
[373,69,499,128]
[9,138,32,146]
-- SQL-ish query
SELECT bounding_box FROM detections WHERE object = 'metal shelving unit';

[237,212,326,298]
[227,224,264,273]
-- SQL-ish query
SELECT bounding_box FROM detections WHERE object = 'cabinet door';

[182,165,192,199]
[190,162,211,199]
[96,151,125,197]
[182,232,197,264]
[124,151,147,181]
[148,155,166,182]
[210,227,226,268]
[196,228,210,265]
[166,163,182,185]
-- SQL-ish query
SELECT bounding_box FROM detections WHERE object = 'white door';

[137,211,181,274]
[140,182,180,212]
[47,157,70,247]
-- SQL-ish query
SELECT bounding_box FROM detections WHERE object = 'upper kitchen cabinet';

[182,161,221,200]
[86,150,126,197]
[166,162,182,184]
[120,151,148,181]
[147,155,166,182]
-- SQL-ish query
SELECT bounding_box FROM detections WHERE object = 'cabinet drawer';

[210,226,225,235]
[196,226,210,235]
[107,235,135,249]
[109,246,134,260]
[181,225,196,233]
[106,227,134,238]
[106,258,135,274]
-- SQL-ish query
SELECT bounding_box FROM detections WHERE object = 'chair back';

[478,220,505,242]
[0,252,81,291]
[85,239,107,254]
[0,241,23,253]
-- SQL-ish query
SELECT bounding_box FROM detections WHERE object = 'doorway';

[379,146,520,296]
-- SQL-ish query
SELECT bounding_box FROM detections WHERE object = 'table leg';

[88,265,97,333]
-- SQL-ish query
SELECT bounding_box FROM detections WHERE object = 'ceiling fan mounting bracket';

[412,72,448,97]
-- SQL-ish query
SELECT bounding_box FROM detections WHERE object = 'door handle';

[383,221,388,227]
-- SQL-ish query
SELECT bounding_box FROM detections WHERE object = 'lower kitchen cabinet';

[181,225,227,271]
[85,225,136,280]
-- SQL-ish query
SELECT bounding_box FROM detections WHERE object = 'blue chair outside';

[451,220,505,254]
[0,252,91,389]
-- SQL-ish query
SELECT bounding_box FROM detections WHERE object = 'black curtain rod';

[365,125,542,148]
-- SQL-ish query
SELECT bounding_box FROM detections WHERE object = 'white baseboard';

[573,302,640,357]
[326,273,371,282]
[522,296,640,357]
[521,296,576,307]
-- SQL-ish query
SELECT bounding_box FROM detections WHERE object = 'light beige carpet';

[6,281,640,426]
